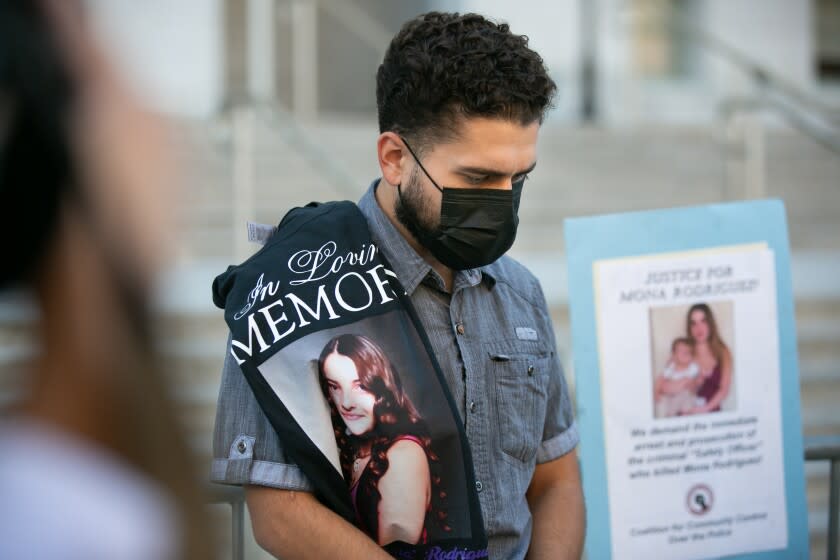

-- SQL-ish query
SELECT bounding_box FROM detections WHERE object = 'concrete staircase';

[1,115,838,558]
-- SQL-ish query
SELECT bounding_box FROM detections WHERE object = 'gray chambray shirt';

[211,180,579,559]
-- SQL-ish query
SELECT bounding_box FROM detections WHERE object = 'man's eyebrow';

[455,161,538,177]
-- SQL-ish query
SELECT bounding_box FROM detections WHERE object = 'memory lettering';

[229,263,399,364]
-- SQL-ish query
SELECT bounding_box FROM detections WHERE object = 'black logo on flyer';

[686,484,714,515]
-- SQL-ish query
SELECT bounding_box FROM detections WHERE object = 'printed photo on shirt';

[257,310,466,546]
[649,301,736,418]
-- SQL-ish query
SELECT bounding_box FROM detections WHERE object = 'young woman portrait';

[317,333,448,546]
[685,303,734,414]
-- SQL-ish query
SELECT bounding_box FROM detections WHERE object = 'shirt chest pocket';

[489,345,552,464]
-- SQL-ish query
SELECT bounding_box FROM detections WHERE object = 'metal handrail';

[720,96,840,157]
[262,103,361,197]
[316,0,390,58]
[206,483,246,560]
[673,21,840,124]
[806,435,840,560]
[226,102,360,259]
[206,435,840,560]
[686,24,840,157]
[623,13,840,158]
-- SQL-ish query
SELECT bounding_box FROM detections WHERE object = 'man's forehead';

[431,117,540,171]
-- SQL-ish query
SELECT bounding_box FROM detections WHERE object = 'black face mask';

[399,138,524,271]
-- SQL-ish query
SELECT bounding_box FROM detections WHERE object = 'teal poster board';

[565,200,808,559]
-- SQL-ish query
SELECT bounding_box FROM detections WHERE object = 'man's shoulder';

[482,254,544,308]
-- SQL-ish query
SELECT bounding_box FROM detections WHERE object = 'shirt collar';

[357,179,495,294]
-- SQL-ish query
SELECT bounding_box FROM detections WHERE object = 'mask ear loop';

[400,136,443,193]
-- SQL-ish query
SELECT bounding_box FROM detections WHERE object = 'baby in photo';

[654,337,706,418]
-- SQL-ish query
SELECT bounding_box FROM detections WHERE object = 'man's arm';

[246,486,393,560]
[525,449,585,560]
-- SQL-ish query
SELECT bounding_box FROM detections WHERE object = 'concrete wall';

[83,0,827,123]
[316,1,434,115]
[86,0,224,118]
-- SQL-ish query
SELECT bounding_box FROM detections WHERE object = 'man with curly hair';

[212,12,584,559]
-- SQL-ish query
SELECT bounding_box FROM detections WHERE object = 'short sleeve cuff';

[210,459,314,492]
[536,420,579,464]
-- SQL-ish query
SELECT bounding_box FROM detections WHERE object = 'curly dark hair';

[376,11,556,150]
[318,334,449,541]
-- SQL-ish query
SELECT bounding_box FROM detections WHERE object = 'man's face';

[395,117,539,244]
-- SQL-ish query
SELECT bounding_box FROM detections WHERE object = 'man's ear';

[377,132,406,187]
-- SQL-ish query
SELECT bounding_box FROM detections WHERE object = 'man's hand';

[246,486,393,560]
[525,449,585,560]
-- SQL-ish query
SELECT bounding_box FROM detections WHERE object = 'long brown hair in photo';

[685,302,730,365]
[318,334,450,536]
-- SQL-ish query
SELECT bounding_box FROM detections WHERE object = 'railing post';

[231,498,245,560]
[742,114,766,199]
[246,0,276,103]
[805,436,840,560]
[723,112,767,201]
[830,457,839,560]
[232,106,255,260]
[206,484,246,560]
[291,0,318,120]
[579,0,599,122]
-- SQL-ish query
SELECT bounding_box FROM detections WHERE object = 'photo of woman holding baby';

[652,302,734,418]
[317,334,448,546]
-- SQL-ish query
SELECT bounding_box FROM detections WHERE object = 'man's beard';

[394,167,440,250]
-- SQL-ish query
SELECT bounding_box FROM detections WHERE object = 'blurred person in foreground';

[0,2,209,558]
[211,12,584,559]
